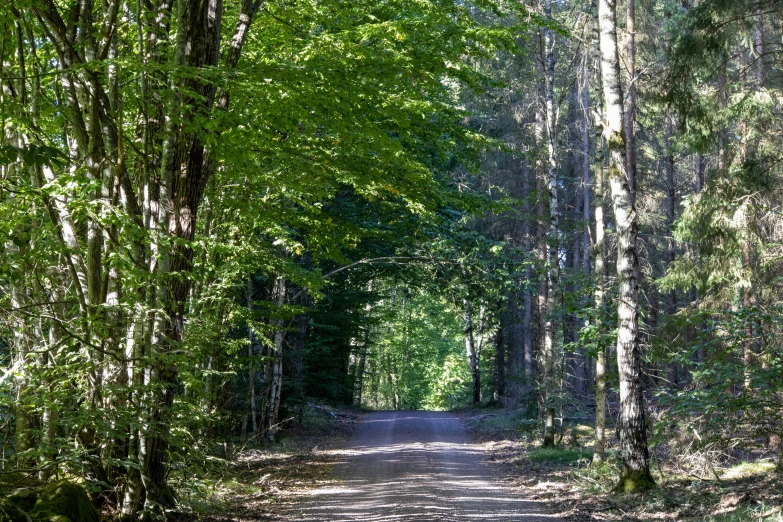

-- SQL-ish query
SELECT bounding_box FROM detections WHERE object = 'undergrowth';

[171,404,358,520]
[528,447,592,464]
[465,408,783,522]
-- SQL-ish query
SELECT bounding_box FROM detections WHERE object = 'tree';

[597,0,655,491]
[0,0,525,514]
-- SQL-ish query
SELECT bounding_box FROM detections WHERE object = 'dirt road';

[288,410,562,521]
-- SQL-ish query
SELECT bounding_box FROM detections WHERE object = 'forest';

[0,0,781,519]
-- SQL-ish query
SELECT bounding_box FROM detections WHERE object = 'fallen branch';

[237,416,295,454]
[309,403,338,418]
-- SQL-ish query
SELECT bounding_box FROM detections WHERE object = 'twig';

[237,417,295,454]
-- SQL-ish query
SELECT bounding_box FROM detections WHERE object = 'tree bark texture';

[598,0,654,490]
[541,0,558,448]
[624,0,637,205]
[591,0,608,466]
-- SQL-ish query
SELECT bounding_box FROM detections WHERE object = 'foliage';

[0,0,535,514]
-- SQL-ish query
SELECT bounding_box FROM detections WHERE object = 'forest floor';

[182,405,361,521]
[462,408,783,522]
[181,406,781,521]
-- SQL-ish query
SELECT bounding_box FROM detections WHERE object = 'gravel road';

[289,410,562,521]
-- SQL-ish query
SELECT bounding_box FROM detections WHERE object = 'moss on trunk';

[615,467,656,493]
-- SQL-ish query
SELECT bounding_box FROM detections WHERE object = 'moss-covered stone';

[3,481,98,522]
[0,497,27,522]
[28,482,98,522]
[7,489,38,513]
[31,512,72,522]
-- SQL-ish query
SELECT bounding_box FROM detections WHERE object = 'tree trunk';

[540,0,558,446]
[464,300,481,404]
[521,158,535,386]
[598,0,654,490]
[591,0,609,466]
[355,287,372,406]
[292,309,309,421]
[248,277,260,435]
[754,7,764,87]
[581,49,593,393]
[267,277,287,441]
[535,28,549,428]
[625,0,637,205]
[495,326,506,399]
[665,112,678,388]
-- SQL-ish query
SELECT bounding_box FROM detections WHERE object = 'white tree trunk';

[541,0,559,447]
[598,0,654,490]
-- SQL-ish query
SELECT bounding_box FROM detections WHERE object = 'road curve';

[290,410,562,521]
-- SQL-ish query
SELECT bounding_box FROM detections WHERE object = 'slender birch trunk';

[464,300,481,404]
[541,0,558,447]
[591,0,609,466]
[625,0,637,205]
[598,0,654,489]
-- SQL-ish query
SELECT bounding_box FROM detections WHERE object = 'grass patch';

[528,447,592,464]
[721,460,777,480]
[706,504,782,521]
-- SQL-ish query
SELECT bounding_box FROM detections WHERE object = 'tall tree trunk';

[267,277,287,441]
[464,300,481,404]
[521,158,535,385]
[355,329,370,406]
[625,0,637,205]
[523,281,534,380]
[693,154,706,365]
[248,277,259,435]
[355,285,372,406]
[754,7,764,87]
[591,0,609,467]
[581,49,593,393]
[292,307,309,421]
[140,0,262,509]
[495,326,506,399]
[535,34,549,427]
[665,112,679,388]
[598,0,654,490]
[541,0,558,447]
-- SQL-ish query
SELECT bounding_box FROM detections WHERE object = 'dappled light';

[2,0,783,518]
[286,411,561,521]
